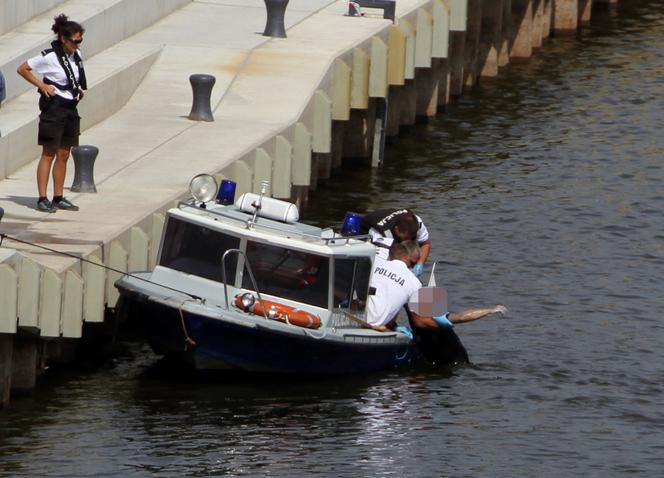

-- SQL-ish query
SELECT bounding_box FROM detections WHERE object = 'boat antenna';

[427,261,437,287]
[247,180,269,229]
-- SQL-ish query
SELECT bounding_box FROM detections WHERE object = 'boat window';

[242,241,330,308]
[333,257,372,311]
[159,218,240,283]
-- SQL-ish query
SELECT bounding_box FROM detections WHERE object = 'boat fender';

[234,294,321,329]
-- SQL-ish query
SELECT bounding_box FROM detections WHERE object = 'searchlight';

[189,174,218,206]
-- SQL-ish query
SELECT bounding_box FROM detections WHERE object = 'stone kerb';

[218,0,445,192]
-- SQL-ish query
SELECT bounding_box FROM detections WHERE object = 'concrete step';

[0,0,190,104]
[0,0,69,36]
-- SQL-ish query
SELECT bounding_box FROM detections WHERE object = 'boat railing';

[178,200,373,245]
[221,249,266,318]
[328,309,373,330]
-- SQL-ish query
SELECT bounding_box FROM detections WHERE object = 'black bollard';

[70,145,98,193]
[188,74,216,122]
[263,0,289,38]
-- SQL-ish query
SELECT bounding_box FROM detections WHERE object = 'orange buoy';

[234,294,321,329]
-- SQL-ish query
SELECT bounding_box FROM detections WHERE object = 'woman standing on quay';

[17,14,86,213]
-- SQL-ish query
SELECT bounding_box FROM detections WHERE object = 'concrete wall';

[0,0,67,36]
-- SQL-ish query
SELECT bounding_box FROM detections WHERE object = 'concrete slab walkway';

[0,0,349,271]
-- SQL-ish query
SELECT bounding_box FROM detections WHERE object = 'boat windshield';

[242,240,330,308]
[158,217,372,311]
[333,257,372,311]
[159,218,240,282]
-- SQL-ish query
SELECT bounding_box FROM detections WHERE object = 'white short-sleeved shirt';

[27,49,82,100]
[372,236,393,260]
[368,214,429,244]
[367,257,422,327]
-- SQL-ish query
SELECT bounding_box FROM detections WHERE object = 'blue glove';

[395,325,414,340]
[411,263,424,277]
[433,313,454,329]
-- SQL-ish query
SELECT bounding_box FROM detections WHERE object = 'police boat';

[115,175,414,375]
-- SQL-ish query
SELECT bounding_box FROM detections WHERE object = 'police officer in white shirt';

[17,14,86,213]
[367,241,507,335]
[367,242,422,329]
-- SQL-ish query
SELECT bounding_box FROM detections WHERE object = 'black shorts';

[38,96,80,149]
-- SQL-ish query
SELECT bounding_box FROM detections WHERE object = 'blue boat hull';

[118,291,414,376]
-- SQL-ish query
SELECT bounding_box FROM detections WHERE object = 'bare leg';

[52,146,71,197]
[37,147,57,197]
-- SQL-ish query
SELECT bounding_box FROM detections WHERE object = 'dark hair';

[392,212,418,240]
[51,14,84,39]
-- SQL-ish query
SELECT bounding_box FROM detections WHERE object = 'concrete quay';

[0,0,620,406]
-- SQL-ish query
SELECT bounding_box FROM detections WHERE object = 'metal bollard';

[263,0,289,38]
[70,145,98,193]
[188,74,216,122]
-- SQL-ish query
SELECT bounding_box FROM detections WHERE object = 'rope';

[0,233,201,301]
[178,299,199,350]
[303,328,327,340]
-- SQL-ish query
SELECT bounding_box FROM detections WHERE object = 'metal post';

[188,74,216,122]
[70,145,98,193]
[371,97,388,167]
[263,0,289,38]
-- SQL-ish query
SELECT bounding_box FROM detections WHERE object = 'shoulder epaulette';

[40,48,54,56]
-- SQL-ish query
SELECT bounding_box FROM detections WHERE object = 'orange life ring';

[234,294,321,329]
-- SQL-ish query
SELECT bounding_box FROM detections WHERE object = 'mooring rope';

[178,300,199,350]
[0,232,201,301]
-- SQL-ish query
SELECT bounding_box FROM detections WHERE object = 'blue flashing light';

[341,212,363,236]
[217,179,237,205]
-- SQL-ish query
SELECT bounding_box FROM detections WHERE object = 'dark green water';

[2,2,664,476]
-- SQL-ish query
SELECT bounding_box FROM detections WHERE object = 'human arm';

[16,62,56,97]
[409,311,440,330]
[448,305,507,324]
[417,240,431,266]
[410,305,507,329]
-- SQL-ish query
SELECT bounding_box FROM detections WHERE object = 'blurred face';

[61,32,83,54]
[408,287,448,317]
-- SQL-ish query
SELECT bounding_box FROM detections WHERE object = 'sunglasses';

[67,37,83,45]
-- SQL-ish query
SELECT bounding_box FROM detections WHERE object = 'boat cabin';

[149,181,377,322]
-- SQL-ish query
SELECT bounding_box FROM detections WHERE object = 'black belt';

[40,94,78,110]
[50,95,78,108]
